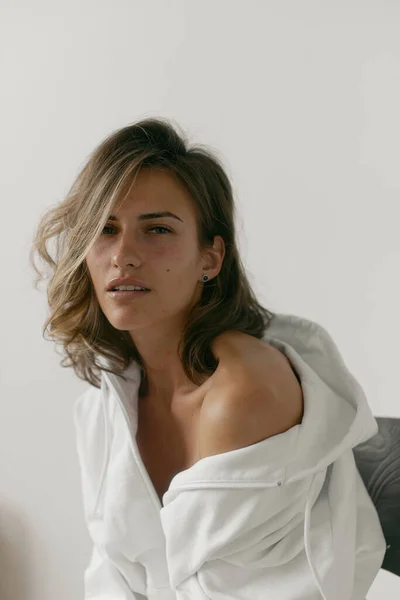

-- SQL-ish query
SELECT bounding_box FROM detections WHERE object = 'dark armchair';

[353,417,400,577]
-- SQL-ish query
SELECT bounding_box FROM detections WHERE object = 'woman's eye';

[101,225,115,234]
[101,225,171,235]
[148,226,171,234]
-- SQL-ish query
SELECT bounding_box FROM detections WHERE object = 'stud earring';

[202,274,209,282]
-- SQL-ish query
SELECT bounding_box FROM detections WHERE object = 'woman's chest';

[135,396,204,504]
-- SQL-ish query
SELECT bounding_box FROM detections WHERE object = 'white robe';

[74,312,386,599]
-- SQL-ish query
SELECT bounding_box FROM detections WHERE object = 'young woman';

[30,117,386,599]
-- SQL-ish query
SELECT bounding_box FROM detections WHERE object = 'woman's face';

[85,168,224,335]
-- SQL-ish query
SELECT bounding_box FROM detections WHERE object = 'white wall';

[1,0,399,598]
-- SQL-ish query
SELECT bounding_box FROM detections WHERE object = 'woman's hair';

[30,117,276,389]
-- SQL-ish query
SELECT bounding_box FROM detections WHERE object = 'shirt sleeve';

[73,390,148,600]
[159,425,335,600]
[159,429,384,600]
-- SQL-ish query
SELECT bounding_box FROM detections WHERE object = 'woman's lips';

[107,290,151,300]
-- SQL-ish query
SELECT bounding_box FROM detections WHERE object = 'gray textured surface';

[353,417,400,577]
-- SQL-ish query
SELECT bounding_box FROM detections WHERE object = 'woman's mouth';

[107,290,151,300]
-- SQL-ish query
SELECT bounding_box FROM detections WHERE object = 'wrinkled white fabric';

[74,313,386,599]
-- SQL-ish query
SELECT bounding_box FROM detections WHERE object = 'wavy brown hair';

[30,117,276,389]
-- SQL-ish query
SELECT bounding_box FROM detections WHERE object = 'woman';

[30,117,386,599]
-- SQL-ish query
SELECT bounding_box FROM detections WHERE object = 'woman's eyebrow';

[108,211,184,223]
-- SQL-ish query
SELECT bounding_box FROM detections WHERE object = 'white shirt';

[73,312,386,599]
